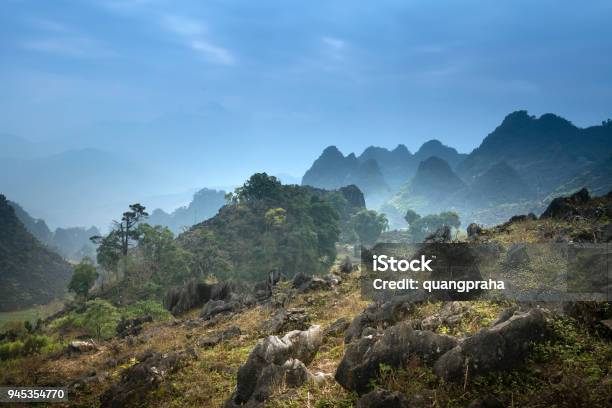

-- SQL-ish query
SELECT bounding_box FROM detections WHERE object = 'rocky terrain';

[1,189,611,407]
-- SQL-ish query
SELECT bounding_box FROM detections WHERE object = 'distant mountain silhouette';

[413,140,467,169]
[469,161,534,205]
[8,201,99,261]
[148,188,227,234]
[301,146,390,206]
[302,140,466,208]
[457,111,612,196]
[0,194,73,311]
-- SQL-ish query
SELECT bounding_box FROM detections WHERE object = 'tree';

[81,299,120,341]
[351,209,388,247]
[68,259,99,299]
[408,211,461,242]
[404,209,421,226]
[235,173,282,203]
[91,203,148,270]
[134,223,193,285]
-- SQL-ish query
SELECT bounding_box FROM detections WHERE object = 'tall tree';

[91,203,148,270]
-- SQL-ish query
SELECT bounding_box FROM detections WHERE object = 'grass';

[0,300,64,331]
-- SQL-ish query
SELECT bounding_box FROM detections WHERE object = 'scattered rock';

[197,325,242,348]
[540,188,590,220]
[356,389,409,408]
[467,223,483,239]
[164,280,235,315]
[100,349,195,408]
[336,321,457,394]
[225,325,323,406]
[434,308,550,382]
[260,308,310,335]
[116,315,153,338]
[344,295,414,344]
[292,273,336,293]
[420,301,471,331]
[201,299,236,320]
[323,317,350,339]
[67,340,97,354]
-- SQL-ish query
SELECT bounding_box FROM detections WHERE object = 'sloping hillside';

[0,195,73,311]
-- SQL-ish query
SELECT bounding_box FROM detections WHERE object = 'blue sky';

[1,0,612,189]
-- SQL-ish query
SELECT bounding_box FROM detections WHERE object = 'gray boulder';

[323,317,351,339]
[434,308,550,382]
[201,299,236,320]
[260,308,310,335]
[344,295,414,344]
[335,321,457,394]
[226,325,323,406]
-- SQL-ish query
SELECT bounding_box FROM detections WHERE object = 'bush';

[0,335,56,361]
[122,300,172,321]
[0,340,24,361]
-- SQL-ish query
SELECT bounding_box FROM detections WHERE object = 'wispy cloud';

[190,40,235,65]
[22,36,117,59]
[160,14,236,66]
[322,36,345,50]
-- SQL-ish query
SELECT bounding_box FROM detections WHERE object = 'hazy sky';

[1,0,612,187]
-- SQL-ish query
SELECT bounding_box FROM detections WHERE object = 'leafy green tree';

[81,299,120,341]
[68,259,99,299]
[351,209,389,246]
[404,209,421,226]
[235,173,282,203]
[135,223,193,286]
[408,211,461,241]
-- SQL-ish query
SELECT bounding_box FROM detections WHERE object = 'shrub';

[122,300,172,321]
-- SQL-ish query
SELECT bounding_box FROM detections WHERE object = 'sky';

[1,0,612,216]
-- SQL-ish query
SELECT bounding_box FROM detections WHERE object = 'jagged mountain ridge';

[302,139,465,207]
[8,200,99,261]
[457,111,612,196]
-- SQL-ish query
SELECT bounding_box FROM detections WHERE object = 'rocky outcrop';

[67,340,98,354]
[200,299,237,320]
[434,308,550,382]
[163,280,234,315]
[336,321,457,394]
[420,302,471,331]
[100,348,196,408]
[344,295,414,344]
[541,188,591,220]
[116,316,153,338]
[292,273,340,293]
[225,325,323,407]
[197,325,242,348]
[323,317,351,339]
[260,308,310,335]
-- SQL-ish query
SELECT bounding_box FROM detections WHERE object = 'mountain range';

[8,201,99,262]
[302,111,612,227]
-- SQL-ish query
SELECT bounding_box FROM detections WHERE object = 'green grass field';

[0,300,64,332]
